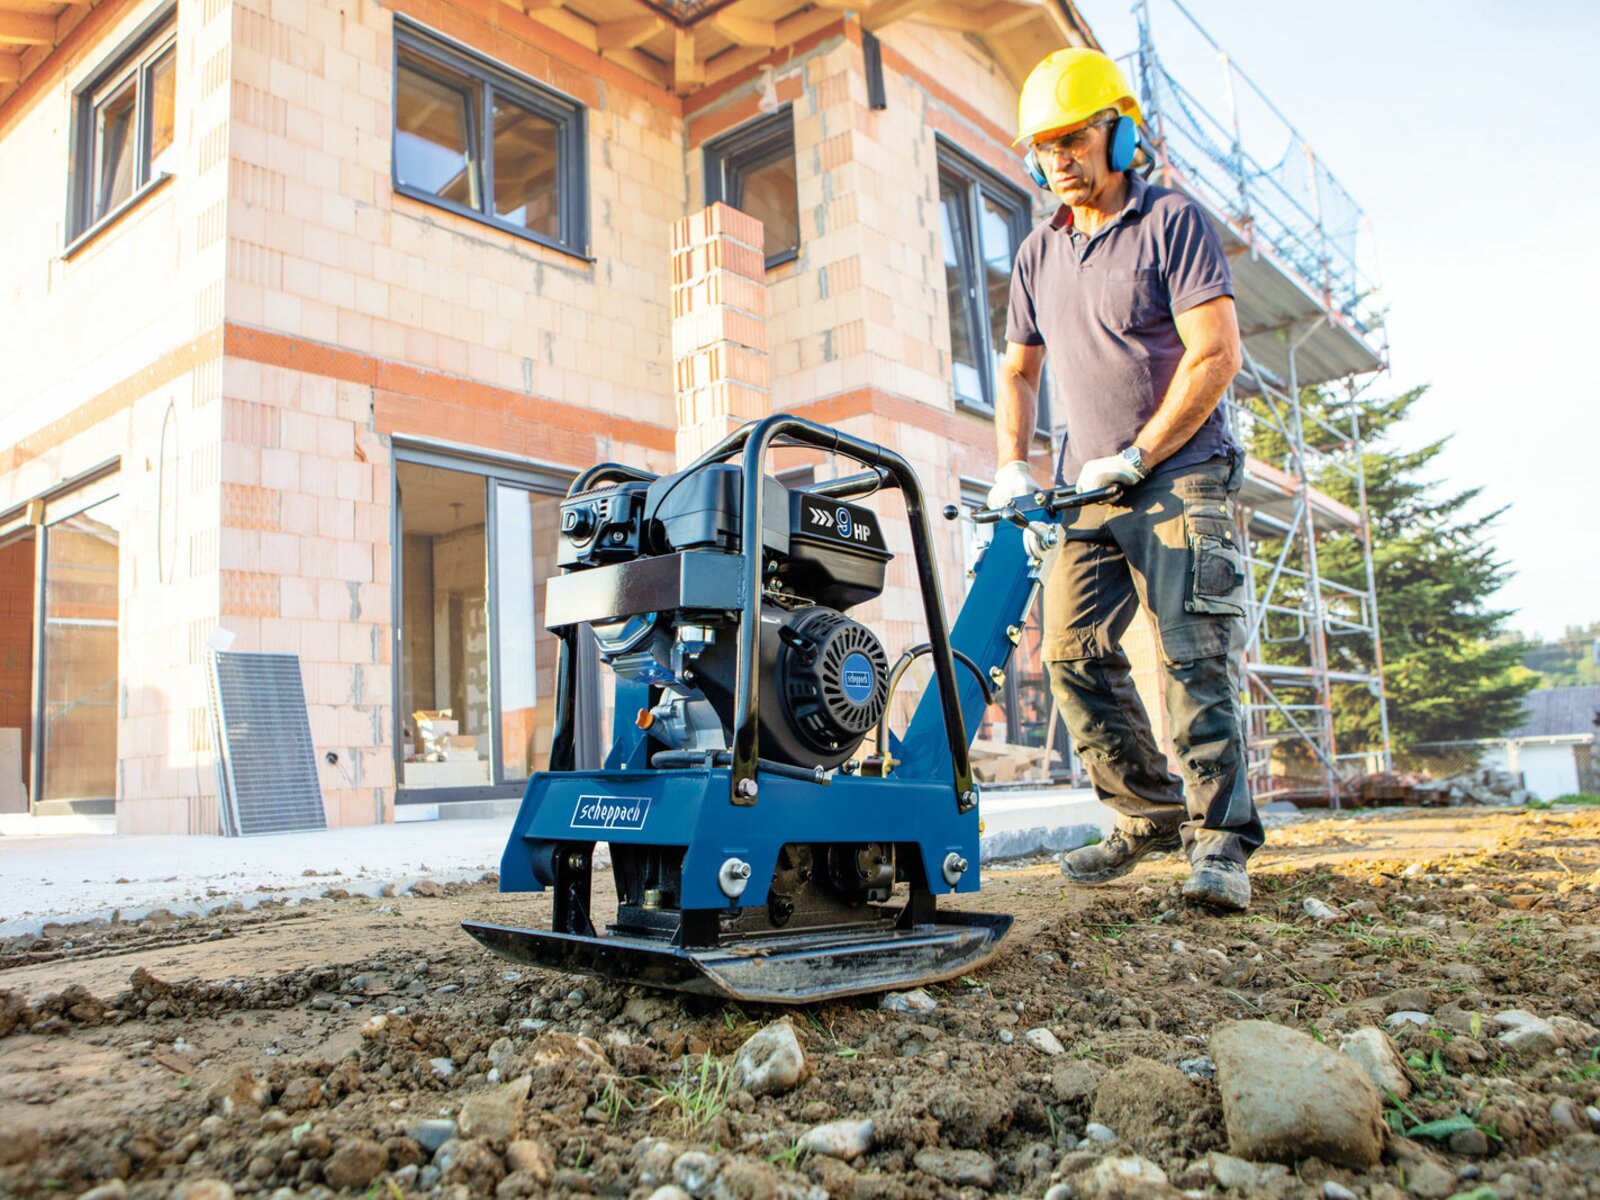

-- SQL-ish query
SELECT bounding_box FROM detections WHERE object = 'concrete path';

[0,817,510,938]
[0,785,1116,938]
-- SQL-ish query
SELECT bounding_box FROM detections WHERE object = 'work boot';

[1182,856,1251,912]
[1060,825,1182,884]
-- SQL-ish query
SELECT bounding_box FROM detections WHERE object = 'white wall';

[1482,740,1582,800]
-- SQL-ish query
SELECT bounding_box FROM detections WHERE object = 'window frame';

[703,106,800,270]
[66,5,178,247]
[935,137,1050,437]
[389,439,586,807]
[392,20,590,260]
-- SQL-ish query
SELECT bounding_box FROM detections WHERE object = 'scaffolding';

[1124,0,1393,803]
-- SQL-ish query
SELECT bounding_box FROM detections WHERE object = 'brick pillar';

[671,203,770,467]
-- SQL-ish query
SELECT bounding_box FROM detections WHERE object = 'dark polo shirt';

[1006,172,1238,484]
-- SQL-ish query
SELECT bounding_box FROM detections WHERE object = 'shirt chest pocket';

[1097,267,1164,331]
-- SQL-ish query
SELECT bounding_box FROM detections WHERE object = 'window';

[39,497,121,807]
[393,448,594,802]
[393,23,588,257]
[69,13,177,241]
[937,142,1049,434]
[704,108,800,269]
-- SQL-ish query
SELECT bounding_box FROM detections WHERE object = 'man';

[987,48,1262,911]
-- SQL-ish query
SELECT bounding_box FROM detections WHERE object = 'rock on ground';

[404,1119,456,1154]
[1052,1060,1105,1103]
[1204,1151,1288,1192]
[1404,1158,1457,1199]
[798,1119,873,1161]
[1303,898,1340,922]
[173,1184,234,1200]
[1024,1027,1066,1055]
[672,1149,720,1196]
[1090,1057,1203,1146]
[505,1139,553,1183]
[1080,1154,1171,1198]
[1340,1027,1412,1100]
[457,1074,531,1143]
[322,1138,387,1190]
[728,1020,806,1097]
[1495,1010,1560,1055]
[1211,1020,1384,1168]
[208,1069,269,1118]
[880,989,938,1014]
[913,1147,996,1188]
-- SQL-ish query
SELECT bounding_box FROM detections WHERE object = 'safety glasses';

[1032,118,1116,161]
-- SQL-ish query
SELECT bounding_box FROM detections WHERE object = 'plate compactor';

[463,414,1113,1004]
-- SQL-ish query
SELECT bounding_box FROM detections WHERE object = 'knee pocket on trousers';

[1042,626,1103,661]
[1159,619,1230,668]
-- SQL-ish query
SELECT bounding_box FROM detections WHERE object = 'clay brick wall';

[213,0,687,823]
[0,534,36,788]
[679,25,1059,735]
[0,0,1168,826]
[0,0,239,833]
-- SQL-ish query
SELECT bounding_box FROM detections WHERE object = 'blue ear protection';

[1024,114,1139,189]
[1108,114,1138,172]
[1024,146,1048,189]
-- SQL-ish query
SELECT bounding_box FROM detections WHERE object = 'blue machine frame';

[467,414,1095,1002]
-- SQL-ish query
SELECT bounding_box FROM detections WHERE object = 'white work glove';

[986,459,1038,511]
[1075,451,1148,493]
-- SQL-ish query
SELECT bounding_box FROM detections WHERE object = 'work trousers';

[1043,455,1263,865]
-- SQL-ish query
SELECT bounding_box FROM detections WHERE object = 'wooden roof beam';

[0,51,21,83]
[917,2,1039,34]
[860,0,940,32]
[597,14,665,49]
[529,5,601,52]
[673,25,703,94]
[710,12,776,49]
[0,12,56,46]
[498,0,562,15]
[602,45,669,88]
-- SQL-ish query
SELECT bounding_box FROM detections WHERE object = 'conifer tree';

[1239,385,1535,752]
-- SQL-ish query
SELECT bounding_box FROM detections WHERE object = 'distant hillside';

[1519,622,1600,687]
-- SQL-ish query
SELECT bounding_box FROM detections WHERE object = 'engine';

[552,463,893,771]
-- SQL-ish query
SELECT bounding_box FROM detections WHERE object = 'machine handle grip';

[951,483,1124,527]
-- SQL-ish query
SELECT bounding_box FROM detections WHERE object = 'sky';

[1077,0,1600,641]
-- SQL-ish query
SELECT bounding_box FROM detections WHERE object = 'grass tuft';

[643,1052,731,1136]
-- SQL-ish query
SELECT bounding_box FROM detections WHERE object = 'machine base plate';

[461,910,1014,1004]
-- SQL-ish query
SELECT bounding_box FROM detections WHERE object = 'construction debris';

[1350,767,1534,808]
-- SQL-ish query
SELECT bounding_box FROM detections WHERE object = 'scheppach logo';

[571,794,651,831]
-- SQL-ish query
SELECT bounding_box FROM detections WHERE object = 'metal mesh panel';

[207,651,326,836]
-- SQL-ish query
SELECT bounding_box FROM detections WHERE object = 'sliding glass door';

[393,448,578,801]
[491,483,563,781]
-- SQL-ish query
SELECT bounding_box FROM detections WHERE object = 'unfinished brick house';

[0,0,1110,831]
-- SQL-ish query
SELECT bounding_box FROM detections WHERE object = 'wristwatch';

[1119,446,1150,480]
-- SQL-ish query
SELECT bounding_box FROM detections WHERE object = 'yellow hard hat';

[1014,48,1143,147]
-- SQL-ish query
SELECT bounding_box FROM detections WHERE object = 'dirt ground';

[3,805,1599,1200]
